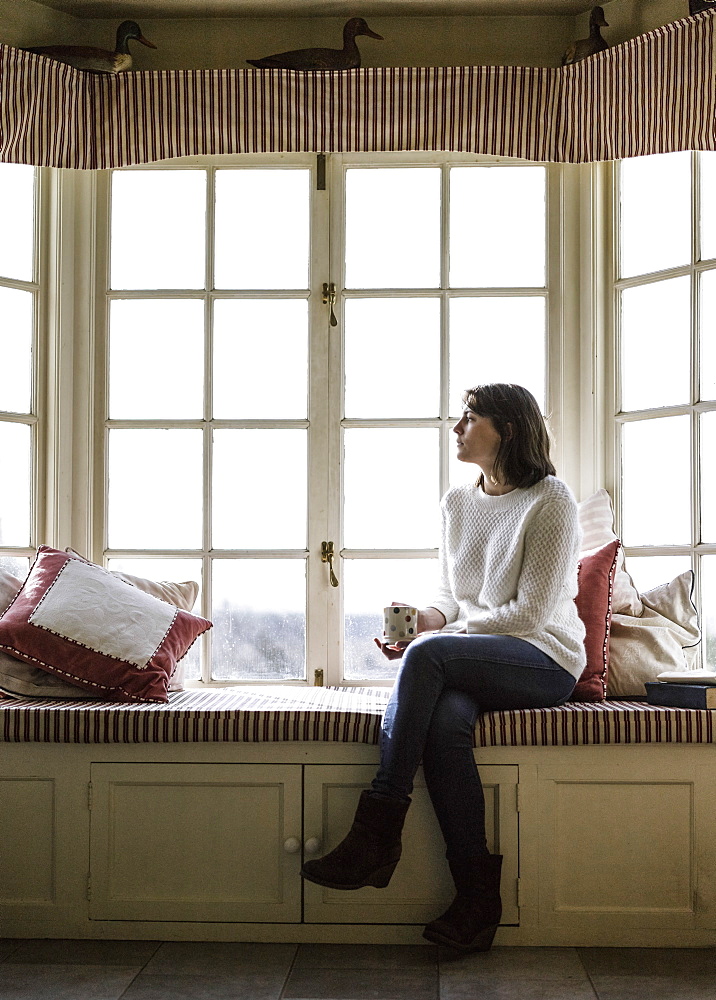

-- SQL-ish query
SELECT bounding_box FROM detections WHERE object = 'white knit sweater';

[429,475,587,679]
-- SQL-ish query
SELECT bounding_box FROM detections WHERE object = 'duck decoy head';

[590,6,609,27]
[344,17,384,41]
[116,20,157,51]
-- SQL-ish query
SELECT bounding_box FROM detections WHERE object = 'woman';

[302,383,586,953]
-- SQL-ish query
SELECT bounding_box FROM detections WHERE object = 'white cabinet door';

[537,756,716,933]
[89,763,302,922]
[302,763,519,925]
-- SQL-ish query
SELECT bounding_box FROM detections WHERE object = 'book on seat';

[645,682,716,709]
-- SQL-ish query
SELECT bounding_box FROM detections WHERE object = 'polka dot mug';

[382,605,419,643]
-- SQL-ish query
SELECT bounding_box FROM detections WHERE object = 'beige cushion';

[577,489,642,615]
[607,571,701,697]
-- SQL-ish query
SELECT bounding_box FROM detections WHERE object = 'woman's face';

[452,409,503,470]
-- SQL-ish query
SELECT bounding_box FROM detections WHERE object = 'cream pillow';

[607,571,701,697]
[577,489,642,615]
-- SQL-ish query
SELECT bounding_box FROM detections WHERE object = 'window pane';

[701,411,716,543]
[214,170,309,290]
[625,555,691,595]
[621,416,690,546]
[700,151,716,262]
[212,559,305,680]
[699,269,716,402]
[344,299,440,418]
[108,429,203,548]
[109,300,204,419]
[212,430,306,549]
[0,286,32,414]
[0,555,29,581]
[345,168,440,289]
[449,298,545,416]
[620,277,690,411]
[0,164,34,282]
[107,558,203,680]
[343,558,438,681]
[213,300,308,419]
[0,422,31,546]
[702,556,716,669]
[111,171,206,290]
[343,429,439,549]
[620,152,691,278]
[450,166,546,288]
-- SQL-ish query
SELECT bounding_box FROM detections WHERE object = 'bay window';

[4,148,711,687]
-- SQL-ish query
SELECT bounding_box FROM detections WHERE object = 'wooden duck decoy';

[24,20,156,73]
[561,6,609,66]
[690,0,716,14]
[247,17,383,71]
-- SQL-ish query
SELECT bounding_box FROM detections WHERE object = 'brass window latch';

[322,282,338,327]
[321,540,339,587]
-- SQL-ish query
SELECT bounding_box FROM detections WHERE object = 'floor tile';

[0,941,21,962]
[589,974,716,999]
[440,980,598,1000]
[121,971,287,1000]
[283,966,439,1000]
[294,944,437,969]
[438,946,588,980]
[0,962,140,1000]
[577,948,716,978]
[142,941,297,977]
[5,938,160,966]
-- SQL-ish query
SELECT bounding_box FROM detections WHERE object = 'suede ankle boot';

[423,854,503,952]
[301,790,410,891]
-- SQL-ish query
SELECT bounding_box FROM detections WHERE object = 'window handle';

[322,282,338,327]
[321,540,340,587]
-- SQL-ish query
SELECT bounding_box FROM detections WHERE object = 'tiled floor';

[1,940,715,999]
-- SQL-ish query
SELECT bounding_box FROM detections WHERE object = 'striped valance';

[1,11,714,168]
[1,687,714,746]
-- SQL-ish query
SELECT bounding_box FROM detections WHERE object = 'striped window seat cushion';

[1,687,714,746]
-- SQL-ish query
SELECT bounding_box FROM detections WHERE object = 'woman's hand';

[374,604,447,659]
[373,637,407,660]
[418,607,447,633]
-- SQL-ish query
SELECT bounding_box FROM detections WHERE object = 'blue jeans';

[371,633,576,860]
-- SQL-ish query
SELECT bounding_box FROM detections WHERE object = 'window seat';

[1,685,713,746]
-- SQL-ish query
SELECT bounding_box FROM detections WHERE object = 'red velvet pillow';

[0,546,212,703]
[571,539,620,702]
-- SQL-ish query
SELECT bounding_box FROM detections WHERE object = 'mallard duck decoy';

[247,17,383,71]
[561,6,609,66]
[690,0,716,13]
[24,20,156,73]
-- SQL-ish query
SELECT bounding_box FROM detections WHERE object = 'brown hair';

[462,383,556,489]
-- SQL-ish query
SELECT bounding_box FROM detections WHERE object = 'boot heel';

[365,861,398,888]
[468,922,498,952]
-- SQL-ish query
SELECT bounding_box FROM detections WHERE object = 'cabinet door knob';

[283,837,301,854]
[304,837,322,856]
